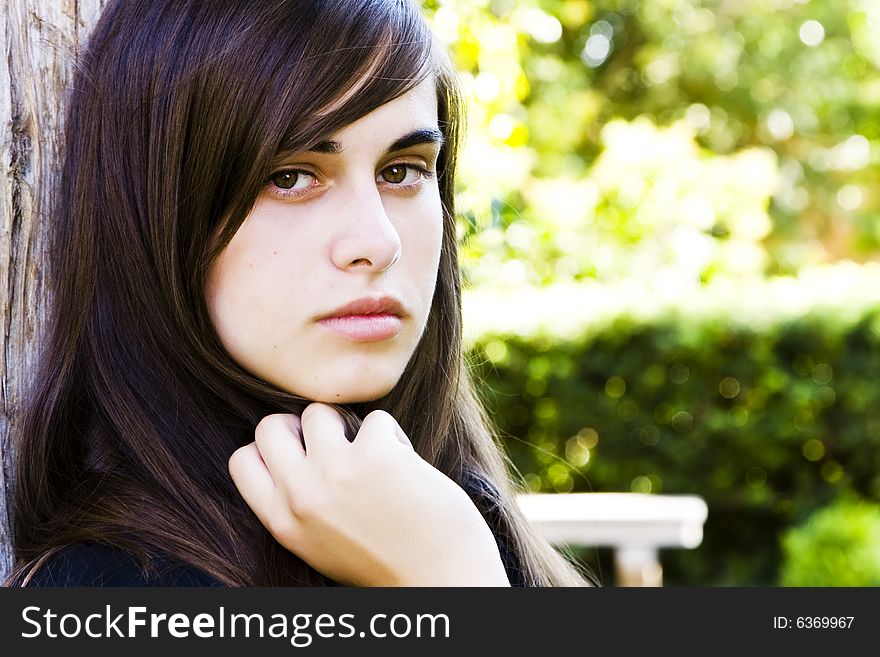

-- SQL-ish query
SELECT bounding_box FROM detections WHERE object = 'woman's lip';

[318,296,405,320]
[317,313,402,342]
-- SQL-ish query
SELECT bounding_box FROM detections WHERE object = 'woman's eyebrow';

[305,128,445,155]
[384,128,445,153]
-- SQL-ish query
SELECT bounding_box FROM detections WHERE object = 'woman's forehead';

[329,79,438,142]
[277,78,440,160]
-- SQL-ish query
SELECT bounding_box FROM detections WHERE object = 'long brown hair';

[9,0,590,586]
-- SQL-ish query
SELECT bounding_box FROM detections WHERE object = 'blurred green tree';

[425,0,880,288]
[427,0,880,585]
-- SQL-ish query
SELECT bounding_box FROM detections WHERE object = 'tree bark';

[0,0,105,582]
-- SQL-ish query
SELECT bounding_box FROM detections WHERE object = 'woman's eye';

[269,169,315,191]
[380,164,424,185]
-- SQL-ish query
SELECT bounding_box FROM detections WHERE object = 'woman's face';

[206,78,444,403]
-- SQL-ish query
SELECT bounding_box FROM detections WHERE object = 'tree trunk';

[0,0,105,582]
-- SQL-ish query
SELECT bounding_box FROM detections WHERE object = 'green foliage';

[426,0,880,585]
[467,303,880,585]
[779,496,880,586]
[424,1,880,288]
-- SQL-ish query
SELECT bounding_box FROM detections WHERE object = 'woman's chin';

[294,380,398,405]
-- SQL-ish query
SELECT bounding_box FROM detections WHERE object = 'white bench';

[517,493,709,586]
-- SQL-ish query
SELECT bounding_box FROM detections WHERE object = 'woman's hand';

[228,403,511,587]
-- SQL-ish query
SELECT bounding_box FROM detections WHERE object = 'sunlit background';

[425,0,880,585]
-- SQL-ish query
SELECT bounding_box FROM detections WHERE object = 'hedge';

[465,271,880,585]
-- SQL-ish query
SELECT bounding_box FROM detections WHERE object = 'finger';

[253,413,306,482]
[300,403,350,459]
[357,409,414,449]
[229,442,305,545]
[228,442,283,523]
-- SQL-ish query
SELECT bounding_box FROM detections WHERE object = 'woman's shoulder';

[23,542,224,587]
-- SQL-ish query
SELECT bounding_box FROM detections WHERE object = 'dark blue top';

[25,471,527,587]
[25,543,223,587]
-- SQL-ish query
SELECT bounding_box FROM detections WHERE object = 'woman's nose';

[330,183,402,273]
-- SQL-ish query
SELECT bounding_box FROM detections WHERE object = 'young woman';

[8,0,590,587]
